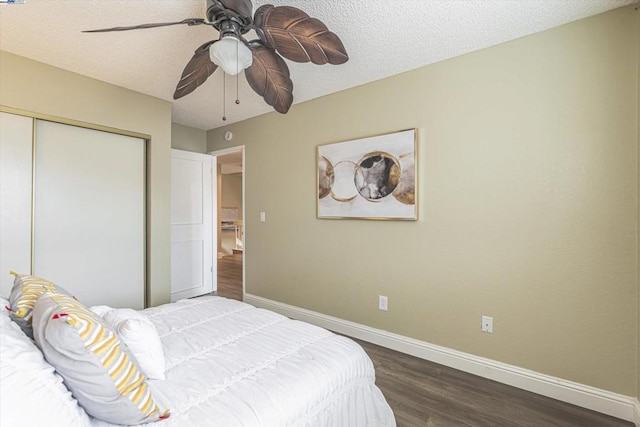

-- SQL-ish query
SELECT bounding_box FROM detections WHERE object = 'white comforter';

[92,296,396,427]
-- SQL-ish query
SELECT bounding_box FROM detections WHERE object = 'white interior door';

[171,149,216,301]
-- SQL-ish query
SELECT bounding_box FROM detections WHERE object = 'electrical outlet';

[378,295,388,311]
[481,315,493,333]
[260,212,266,222]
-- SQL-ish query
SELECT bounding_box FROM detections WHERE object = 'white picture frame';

[317,129,417,220]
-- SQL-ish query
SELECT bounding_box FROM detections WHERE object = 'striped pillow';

[7,271,73,338]
[32,292,169,424]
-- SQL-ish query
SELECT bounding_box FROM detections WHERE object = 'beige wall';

[222,174,243,218]
[171,123,207,153]
[220,173,243,254]
[637,5,640,404]
[0,51,172,307]
[209,6,639,397]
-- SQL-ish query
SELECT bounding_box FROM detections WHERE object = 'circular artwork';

[331,161,359,202]
[354,152,400,201]
[393,151,415,205]
[318,156,334,199]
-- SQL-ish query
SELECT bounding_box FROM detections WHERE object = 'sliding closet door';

[34,120,145,309]
[0,112,33,295]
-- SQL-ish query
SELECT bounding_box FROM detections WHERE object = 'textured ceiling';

[0,0,637,130]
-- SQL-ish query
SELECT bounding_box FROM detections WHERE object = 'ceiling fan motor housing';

[206,0,253,32]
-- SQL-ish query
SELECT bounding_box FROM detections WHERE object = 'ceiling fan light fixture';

[210,35,253,75]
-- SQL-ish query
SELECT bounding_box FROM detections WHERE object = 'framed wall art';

[317,128,417,220]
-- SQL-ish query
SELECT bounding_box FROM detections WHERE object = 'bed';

[0,275,396,427]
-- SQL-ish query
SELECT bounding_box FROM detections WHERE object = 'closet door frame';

[0,111,33,285]
[0,106,151,307]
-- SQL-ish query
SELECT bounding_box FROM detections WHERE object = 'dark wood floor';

[215,255,632,427]
[215,253,243,301]
[355,338,632,427]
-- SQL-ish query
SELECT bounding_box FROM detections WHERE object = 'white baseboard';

[244,293,637,424]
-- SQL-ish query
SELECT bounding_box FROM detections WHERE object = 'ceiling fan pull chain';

[222,72,227,121]
[235,40,240,105]
[236,74,240,105]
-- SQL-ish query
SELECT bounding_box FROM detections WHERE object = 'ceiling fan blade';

[245,44,293,114]
[253,5,348,65]
[173,41,218,100]
[83,18,206,33]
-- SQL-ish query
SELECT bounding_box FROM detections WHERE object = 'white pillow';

[88,304,112,318]
[0,309,91,427]
[91,306,166,380]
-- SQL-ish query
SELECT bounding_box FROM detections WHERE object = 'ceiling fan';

[84,0,349,116]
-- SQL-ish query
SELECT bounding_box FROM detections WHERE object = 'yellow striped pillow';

[7,271,73,338]
[32,292,170,424]
[8,271,56,319]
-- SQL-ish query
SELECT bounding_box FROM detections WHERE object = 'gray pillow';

[32,291,169,425]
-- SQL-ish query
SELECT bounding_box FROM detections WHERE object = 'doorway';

[210,146,244,301]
